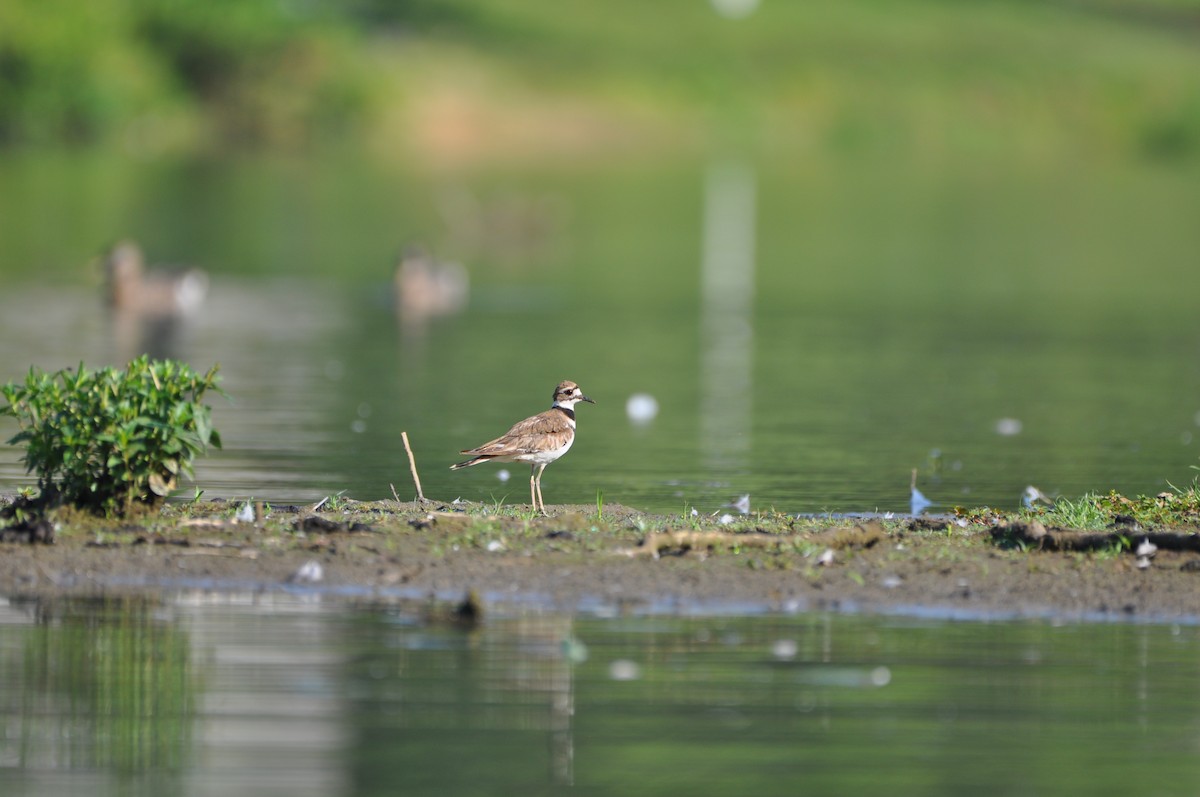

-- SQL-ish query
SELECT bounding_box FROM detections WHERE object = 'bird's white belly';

[513,436,573,466]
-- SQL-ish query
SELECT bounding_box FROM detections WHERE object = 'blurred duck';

[101,240,208,318]
[393,245,469,328]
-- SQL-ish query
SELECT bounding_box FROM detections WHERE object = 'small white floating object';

[711,0,760,19]
[1136,538,1157,559]
[690,507,699,518]
[351,419,367,434]
[290,560,324,584]
[496,469,511,483]
[718,513,735,525]
[731,494,751,514]
[561,637,589,664]
[625,393,659,425]
[817,548,835,566]
[486,540,505,552]
[608,660,642,681]
[995,417,1023,436]
[235,501,255,524]
[881,575,903,589]
[771,639,799,660]
[1137,556,1152,570]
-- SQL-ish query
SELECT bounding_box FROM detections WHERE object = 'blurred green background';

[1,0,1199,512]
[4,0,1200,160]
[3,0,1198,303]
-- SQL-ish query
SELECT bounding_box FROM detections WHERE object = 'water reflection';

[700,161,756,472]
[3,596,1200,796]
[1,155,1199,512]
[1,597,194,793]
[347,612,579,789]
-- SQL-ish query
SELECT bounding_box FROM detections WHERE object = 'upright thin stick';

[401,431,427,502]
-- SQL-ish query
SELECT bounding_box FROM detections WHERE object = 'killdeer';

[450,380,595,515]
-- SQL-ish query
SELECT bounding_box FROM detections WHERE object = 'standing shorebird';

[450,380,595,515]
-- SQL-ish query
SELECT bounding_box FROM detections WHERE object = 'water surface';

[1,595,1198,796]
[1,151,1198,513]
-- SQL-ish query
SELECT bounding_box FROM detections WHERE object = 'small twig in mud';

[621,522,886,559]
[175,548,259,559]
[621,530,785,558]
[178,518,238,531]
[402,431,428,502]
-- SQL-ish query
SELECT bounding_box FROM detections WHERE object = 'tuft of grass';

[1034,485,1200,530]
[1038,494,1111,529]
[956,482,1200,532]
[326,490,349,512]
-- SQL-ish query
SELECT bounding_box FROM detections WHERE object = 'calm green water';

[1,595,1199,796]
[1,150,1199,513]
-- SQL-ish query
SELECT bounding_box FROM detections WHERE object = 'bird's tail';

[449,456,488,470]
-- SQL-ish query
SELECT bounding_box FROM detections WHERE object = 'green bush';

[1,357,224,517]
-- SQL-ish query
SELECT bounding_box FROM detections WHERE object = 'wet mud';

[2,498,1200,621]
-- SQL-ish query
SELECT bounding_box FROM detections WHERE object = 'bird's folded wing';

[460,410,570,455]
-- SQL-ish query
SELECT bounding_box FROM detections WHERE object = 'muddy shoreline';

[2,499,1200,621]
